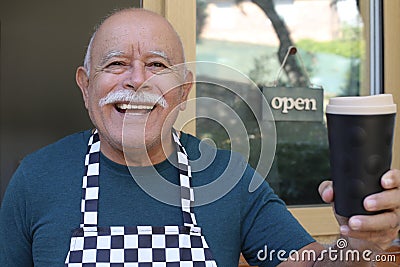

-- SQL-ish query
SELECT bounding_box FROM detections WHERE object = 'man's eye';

[101,61,128,74]
[146,62,172,74]
[107,61,125,67]
[148,62,167,68]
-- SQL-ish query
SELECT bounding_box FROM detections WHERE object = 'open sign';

[262,86,324,122]
[271,96,317,114]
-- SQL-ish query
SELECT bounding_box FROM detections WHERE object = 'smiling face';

[76,9,193,165]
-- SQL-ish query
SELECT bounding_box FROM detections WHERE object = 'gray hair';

[82,8,186,77]
[83,32,96,76]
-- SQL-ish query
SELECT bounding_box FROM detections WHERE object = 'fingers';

[339,210,400,250]
[355,169,400,229]
[364,186,400,211]
[347,212,400,232]
[318,180,334,203]
[319,169,400,205]
[330,169,400,250]
[381,169,400,189]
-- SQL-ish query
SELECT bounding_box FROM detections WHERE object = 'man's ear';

[179,70,194,111]
[76,66,90,109]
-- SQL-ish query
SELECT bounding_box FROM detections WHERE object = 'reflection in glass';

[196,0,365,205]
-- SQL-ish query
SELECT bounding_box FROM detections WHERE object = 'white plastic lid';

[326,94,397,115]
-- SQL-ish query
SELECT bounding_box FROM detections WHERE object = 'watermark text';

[257,238,398,263]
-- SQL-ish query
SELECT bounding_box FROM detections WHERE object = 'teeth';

[116,103,154,110]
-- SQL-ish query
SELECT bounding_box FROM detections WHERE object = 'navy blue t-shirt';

[0,130,314,266]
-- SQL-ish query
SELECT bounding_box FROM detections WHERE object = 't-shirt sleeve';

[240,163,315,267]
[0,163,34,267]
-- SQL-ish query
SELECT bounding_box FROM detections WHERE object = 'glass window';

[196,0,367,205]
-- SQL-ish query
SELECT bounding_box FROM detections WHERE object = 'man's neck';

[124,139,176,167]
[99,133,177,167]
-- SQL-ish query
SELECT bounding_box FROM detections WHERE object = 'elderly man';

[0,8,399,267]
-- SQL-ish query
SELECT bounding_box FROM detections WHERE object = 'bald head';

[83,8,185,76]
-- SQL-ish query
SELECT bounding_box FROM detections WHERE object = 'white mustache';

[99,90,167,108]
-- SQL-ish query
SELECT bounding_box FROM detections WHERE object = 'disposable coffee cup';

[326,94,397,217]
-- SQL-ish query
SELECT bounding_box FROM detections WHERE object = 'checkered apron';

[64,130,217,266]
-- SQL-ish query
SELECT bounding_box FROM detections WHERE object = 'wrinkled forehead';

[91,10,184,65]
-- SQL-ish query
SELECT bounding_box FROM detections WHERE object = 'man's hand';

[319,169,400,250]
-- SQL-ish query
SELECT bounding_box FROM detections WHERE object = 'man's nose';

[123,61,147,90]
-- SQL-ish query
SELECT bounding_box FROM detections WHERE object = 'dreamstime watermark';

[257,238,398,263]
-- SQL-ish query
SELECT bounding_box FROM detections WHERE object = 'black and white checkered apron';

[65,130,217,266]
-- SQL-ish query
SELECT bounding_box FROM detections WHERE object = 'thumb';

[318,180,334,203]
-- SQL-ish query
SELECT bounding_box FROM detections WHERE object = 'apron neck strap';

[173,131,197,227]
[79,129,198,228]
[80,130,101,228]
